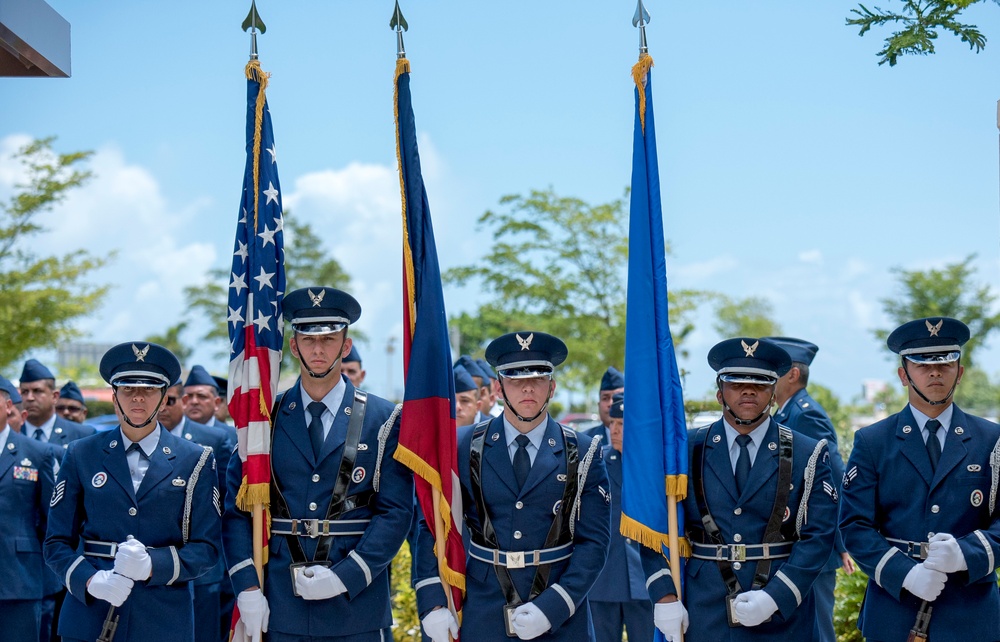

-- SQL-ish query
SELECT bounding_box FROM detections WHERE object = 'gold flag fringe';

[620,513,691,559]
[236,479,270,513]
[245,60,270,232]
[631,54,654,132]
[394,444,467,591]
[665,474,688,500]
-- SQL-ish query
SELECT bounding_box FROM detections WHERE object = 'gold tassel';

[631,53,655,132]
[394,57,417,336]
[665,474,689,500]
[244,59,270,232]
[236,479,271,513]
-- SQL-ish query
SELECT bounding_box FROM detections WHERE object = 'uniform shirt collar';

[503,415,547,451]
[723,416,771,466]
[0,425,8,452]
[299,376,347,422]
[26,413,56,440]
[121,425,162,457]
[909,404,954,435]
[169,415,188,437]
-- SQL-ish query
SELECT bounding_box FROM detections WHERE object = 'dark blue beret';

[100,342,180,388]
[708,338,791,384]
[601,366,625,391]
[184,365,220,391]
[453,364,478,394]
[59,381,85,404]
[762,337,818,366]
[283,287,361,335]
[887,317,969,363]
[486,331,567,378]
[20,359,54,383]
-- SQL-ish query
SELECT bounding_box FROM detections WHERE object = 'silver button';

[515,501,524,509]
[128,507,137,516]
[514,531,522,540]
[626,538,632,544]
[312,474,320,483]
[309,502,318,511]
[733,533,742,542]
[733,562,743,570]
[931,505,940,514]
[734,508,742,516]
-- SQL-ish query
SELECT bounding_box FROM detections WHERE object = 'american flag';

[228,58,285,566]
[392,56,465,625]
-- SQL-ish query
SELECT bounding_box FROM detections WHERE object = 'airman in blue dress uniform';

[589,391,653,642]
[840,318,1000,642]
[223,287,414,642]
[641,338,839,642]
[44,342,221,642]
[764,336,853,642]
[414,331,611,642]
[581,367,625,446]
[0,374,57,641]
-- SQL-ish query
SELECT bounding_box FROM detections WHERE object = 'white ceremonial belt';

[468,541,573,569]
[689,541,793,562]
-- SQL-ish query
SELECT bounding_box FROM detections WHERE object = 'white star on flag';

[263,181,279,205]
[254,266,275,290]
[230,271,248,295]
[234,241,249,262]
[228,306,245,327]
[258,223,277,247]
[253,309,272,333]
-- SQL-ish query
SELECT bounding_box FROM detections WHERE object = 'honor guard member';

[454,364,481,429]
[456,355,493,424]
[476,357,503,417]
[0,374,57,640]
[342,346,366,388]
[840,318,1000,642]
[159,378,234,642]
[582,367,625,444]
[184,365,236,440]
[589,391,653,642]
[764,336,854,642]
[223,287,414,642]
[44,342,221,642]
[57,381,90,425]
[414,331,611,641]
[642,338,838,642]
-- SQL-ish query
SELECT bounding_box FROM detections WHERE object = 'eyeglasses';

[55,404,85,412]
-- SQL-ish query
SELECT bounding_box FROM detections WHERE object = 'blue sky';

[2,1,999,406]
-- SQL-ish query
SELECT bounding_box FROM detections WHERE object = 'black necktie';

[513,434,531,490]
[735,434,753,495]
[127,442,148,460]
[925,419,942,471]
[32,428,44,442]
[308,402,326,458]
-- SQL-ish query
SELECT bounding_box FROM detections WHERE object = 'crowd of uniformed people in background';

[2,285,999,642]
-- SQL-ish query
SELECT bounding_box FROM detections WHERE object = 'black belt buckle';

[503,604,519,637]
[289,560,333,597]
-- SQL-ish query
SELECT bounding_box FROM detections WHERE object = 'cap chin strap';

[304,354,342,380]
[113,388,166,430]
[717,377,774,427]
[902,359,960,407]
[498,378,550,424]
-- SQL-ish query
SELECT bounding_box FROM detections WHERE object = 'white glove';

[511,602,551,640]
[87,570,134,607]
[925,533,968,573]
[236,589,269,642]
[113,538,152,581]
[653,601,689,641]
[903,563,947,601]
[421,607,459,642]
[732,590,779,627]
[294,565,347,600]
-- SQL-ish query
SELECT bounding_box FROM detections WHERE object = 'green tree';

[181,217,354,370]
[712,295,782,339]
[146,321,193,364]
[877,254,1000,368]
[444,188,707,391]
[847,0,993,66]
[0,137,111,369]
[954,366,1000,416]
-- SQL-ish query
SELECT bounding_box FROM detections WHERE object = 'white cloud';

[674,256,740,284]
[798,249,822,264]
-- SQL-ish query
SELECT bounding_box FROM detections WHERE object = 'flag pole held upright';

[621,2,689,634]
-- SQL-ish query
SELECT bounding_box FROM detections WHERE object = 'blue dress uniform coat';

[840,405,1000,642]
[27,415,96,449]
[223,378,414,638]
[641,419,839,642]
[0,430,56,638]
[44,426,221,642]
[415,416,612,641]
[588,444,653,642]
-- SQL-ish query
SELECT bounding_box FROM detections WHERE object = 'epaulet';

[472,418,492,439]
[797,396,811,409]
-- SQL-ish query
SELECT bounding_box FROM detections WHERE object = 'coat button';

[128,507,137,516]
[309,502,318,511]
[931,505,940,513]
[733,562,742,570]
[733,534,742,542]
[515,501,524,509]
[312,474,320,483]
[734,508,742,516]
[514,531,522,540]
